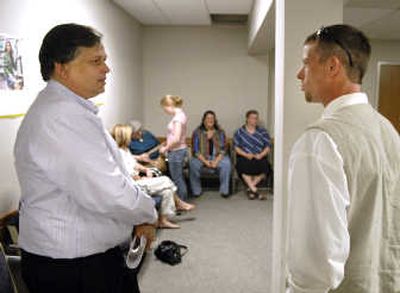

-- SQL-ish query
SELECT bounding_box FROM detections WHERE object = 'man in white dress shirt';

[14,23,157,293]
[287,24,400,292]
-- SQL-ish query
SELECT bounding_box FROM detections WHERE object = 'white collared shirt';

[287,92,369,293]
[14,80,157,259]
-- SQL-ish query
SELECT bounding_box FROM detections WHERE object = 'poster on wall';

[0,33,30,118]
[0,34,24,90]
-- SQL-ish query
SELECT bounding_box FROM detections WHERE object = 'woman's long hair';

[110,124,132,149]
[200,110,220,131]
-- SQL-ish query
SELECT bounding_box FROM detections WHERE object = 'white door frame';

[271,0,286,292]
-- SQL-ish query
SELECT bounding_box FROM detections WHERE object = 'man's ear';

[326,55,341,77]
[54,62,68,80]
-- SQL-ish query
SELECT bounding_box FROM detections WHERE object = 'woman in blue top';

[233,110,272,200]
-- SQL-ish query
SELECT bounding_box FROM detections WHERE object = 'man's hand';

[145,169,154,178]
[132,175,141,181]
[134,224,156,251]
[139,153,151,163]
[159,146,167,154]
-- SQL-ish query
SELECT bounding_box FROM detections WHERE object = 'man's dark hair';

[39,23,102,81]
[305,24,371,84]
[246,109,259,119]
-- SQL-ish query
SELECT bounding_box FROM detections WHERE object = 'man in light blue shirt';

[14,23,157,293]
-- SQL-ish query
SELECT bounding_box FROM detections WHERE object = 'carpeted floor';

[138,190,273,293]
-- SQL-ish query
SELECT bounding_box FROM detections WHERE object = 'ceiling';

[344,0,400,40]
[112,0,400,41]
[112,0,253,26]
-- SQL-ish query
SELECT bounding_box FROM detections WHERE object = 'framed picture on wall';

[0,34,24,91]
[0,33,29,119]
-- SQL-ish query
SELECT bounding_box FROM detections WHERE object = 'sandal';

[258,193,267,200]
[246,189,256,200]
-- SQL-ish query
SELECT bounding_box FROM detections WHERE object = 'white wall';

[362,39,400,108]
[248,0,274,48]
[142,26,269,138]
[0,0,142,213]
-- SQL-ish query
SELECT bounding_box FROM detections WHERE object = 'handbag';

[154,240,188,266]
[148,167,162,177]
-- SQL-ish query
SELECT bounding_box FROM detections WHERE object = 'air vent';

[210,14,248,25]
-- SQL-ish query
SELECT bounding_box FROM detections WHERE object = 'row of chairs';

[159,137,274,195]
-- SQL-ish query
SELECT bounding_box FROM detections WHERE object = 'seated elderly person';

[111,124,194,229]
[128,120,166,173]
[189,110,232,198]
[233,110,271,200]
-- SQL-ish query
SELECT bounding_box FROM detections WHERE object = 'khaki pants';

[136,176,176,217]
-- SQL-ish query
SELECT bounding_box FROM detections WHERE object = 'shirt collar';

[322,92,368,119]
[48,80,99,115]
[242,125,259,132]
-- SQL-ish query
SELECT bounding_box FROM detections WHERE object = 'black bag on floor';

[154,240,188,266]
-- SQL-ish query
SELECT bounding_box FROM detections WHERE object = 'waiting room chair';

[0,210,29,293]
[0,242,17,293]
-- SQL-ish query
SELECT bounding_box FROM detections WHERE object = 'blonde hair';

[160,95,183,108]
[110,124,132,149]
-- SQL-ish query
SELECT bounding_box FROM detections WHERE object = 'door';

[378,63,400,133]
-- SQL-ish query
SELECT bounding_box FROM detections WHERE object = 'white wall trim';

[271,0,285,291]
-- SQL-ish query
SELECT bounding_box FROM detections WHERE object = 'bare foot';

[158,219,180,229]
[176,201,196,212]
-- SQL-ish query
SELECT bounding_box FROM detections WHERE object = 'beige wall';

[142,26,270,138]
[363,39,400,108]
[0,0,142,213]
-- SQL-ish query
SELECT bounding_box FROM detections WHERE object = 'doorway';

[377,62,400,133]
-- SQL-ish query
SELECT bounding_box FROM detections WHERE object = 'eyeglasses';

[316,26,353,67]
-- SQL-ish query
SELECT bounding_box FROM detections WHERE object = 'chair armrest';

[6,255,30,293]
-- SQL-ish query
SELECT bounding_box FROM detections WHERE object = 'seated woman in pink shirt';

[159,95,189,200]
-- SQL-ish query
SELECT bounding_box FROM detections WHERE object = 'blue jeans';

[189,156,232,195]
[167,148,188,200]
